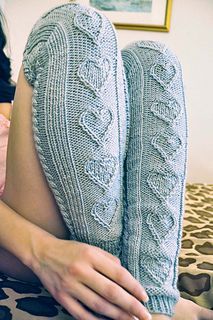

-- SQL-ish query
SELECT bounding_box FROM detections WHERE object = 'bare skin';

[0,102,12,120]
[1,67,212,320]
[172,297,213,320]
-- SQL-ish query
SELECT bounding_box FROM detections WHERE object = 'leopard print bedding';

[178,183,213,310]
[0,183,212,319]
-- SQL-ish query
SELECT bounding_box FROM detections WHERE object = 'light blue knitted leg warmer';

[22,3,128,256]
[121,41,187,316]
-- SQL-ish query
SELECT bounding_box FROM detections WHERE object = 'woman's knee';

[19,3,128,251]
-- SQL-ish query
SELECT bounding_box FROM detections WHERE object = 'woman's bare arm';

[0,199,53,282]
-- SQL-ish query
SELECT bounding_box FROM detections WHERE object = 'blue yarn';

[121,40,188,316]
[22,3,128,256]
[22,4,188,316]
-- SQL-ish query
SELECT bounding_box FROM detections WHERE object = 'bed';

[0,184,212,319]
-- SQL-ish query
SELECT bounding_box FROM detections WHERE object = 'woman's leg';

[2,67,70,239]
[0,64,70,283]
[173,297,213,320]
[121,41,187,317]
[0,62,149,320]
[1,5,153,319]
[18,3,127,255]
[1,2,127,279]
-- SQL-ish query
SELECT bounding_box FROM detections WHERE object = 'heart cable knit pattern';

[74,9,104,44]
[22,5,187,316]
[85,154,118,191]
[146,204,177,244]
[78,57,111,96]
[79,108,114,145]
[150,58,178,90]
[121,40,187,316]
[91,197,118,230]
[151,128,183,161]
[22,3,128,255]
[150,96,182,124]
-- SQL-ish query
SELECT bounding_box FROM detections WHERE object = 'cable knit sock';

[121,41,187,316]
[22,3,128,256]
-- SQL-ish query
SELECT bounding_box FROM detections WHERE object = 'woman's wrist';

[28,226,56,274]
[0,199,55,269]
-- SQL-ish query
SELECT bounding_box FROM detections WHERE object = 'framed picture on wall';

[75,0,173,32]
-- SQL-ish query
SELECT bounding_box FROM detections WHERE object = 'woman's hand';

[172,297,213,320]
[0,200,150,320]
[31,236,151,320]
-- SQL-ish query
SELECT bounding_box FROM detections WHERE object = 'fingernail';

[141,292,149,303]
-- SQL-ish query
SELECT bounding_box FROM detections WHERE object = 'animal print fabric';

[0,184,212,319]
[178,183,213,310]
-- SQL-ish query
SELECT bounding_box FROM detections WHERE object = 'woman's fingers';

[70,281,134,320]
[100,249,121,265]
[93,250,149,303]
[83,268,151,320]
[34,240,150,320]
[56,293,101,320]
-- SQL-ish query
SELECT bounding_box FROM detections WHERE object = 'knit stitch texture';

[121,41,187,316]
[22,3,188,316]
[22,3,128,256]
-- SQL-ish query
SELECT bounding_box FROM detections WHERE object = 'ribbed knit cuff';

[145,295,179,317]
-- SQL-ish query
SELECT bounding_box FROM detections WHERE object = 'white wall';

[4,0,67,77]
[3,0,213,183]
[0,0,5,9]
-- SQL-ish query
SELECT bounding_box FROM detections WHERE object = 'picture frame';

[76,0,173,32]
